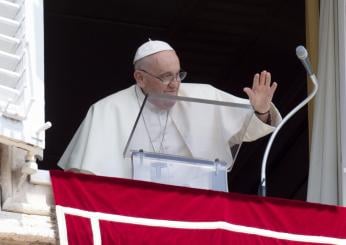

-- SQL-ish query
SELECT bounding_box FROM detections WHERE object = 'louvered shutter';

[0,0,46,152]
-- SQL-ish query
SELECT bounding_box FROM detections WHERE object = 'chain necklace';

[135,86,169,153]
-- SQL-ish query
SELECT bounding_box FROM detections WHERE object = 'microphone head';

[296,45,308,60]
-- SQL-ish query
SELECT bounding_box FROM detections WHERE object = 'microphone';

[258,45,319,197]
[296,46,314,76]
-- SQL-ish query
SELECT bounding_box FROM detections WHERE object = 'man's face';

[134,50,182,96]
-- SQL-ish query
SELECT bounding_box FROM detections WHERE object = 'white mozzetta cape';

[58,83,281,178]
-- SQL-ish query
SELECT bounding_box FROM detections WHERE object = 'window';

[0,0,47,152]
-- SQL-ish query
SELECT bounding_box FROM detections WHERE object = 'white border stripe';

[55,205,346,244]
[91,217,102,245]
[55,206,68,245]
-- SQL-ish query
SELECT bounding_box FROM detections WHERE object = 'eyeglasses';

[138,69,187,84]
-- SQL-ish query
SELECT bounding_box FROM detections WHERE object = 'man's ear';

[134,70,145,88]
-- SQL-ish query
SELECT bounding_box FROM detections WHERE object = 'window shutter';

[0,0,47,153]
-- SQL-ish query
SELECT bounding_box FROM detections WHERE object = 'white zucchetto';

[133,39,174,64]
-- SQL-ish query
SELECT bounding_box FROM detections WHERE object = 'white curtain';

[308,0,346,205]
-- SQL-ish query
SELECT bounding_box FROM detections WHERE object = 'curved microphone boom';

[259,45,319,196]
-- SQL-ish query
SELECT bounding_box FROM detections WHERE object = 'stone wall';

[0,144,58,244]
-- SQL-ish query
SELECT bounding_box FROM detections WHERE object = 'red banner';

[50,170,346,244]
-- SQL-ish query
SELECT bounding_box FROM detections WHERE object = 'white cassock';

[58,83,282,178]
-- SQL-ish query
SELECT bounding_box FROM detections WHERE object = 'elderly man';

[58,40,281,177]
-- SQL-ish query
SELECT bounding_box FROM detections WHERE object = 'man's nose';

[168,79,179,88]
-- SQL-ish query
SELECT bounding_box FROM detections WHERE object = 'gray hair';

[134,56,153,70]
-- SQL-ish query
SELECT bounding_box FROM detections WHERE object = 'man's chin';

[148,95,177,110]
